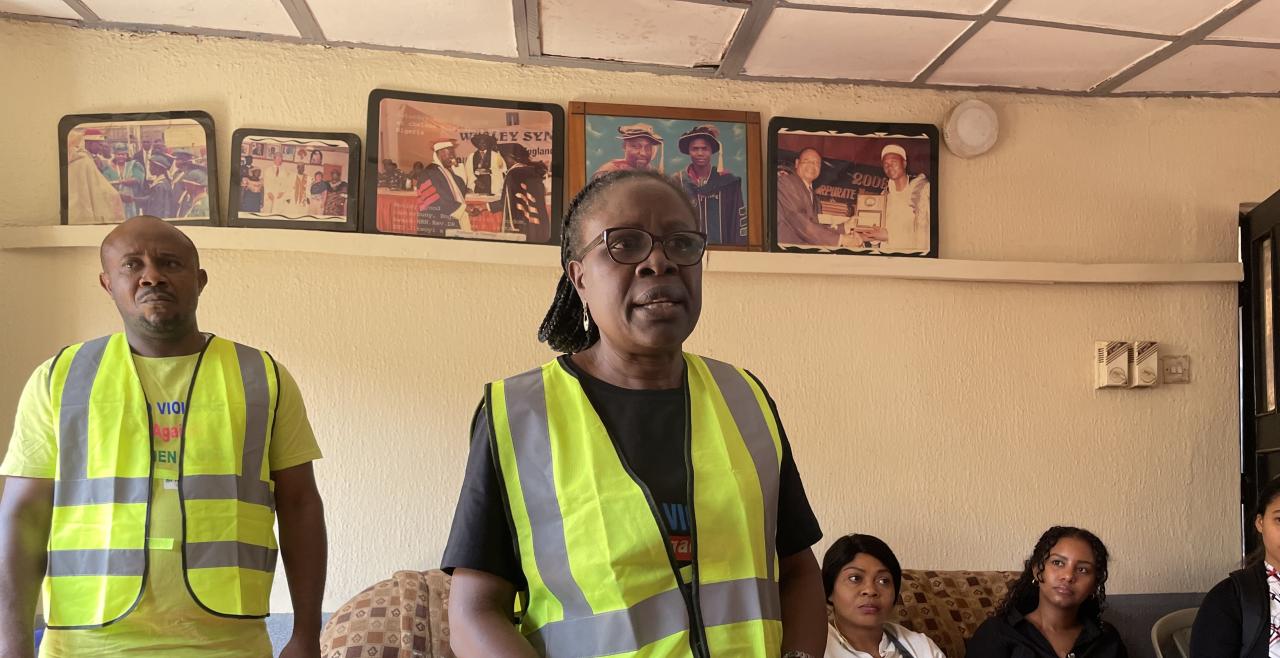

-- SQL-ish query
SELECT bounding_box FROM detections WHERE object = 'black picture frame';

[227,128,361,232]
[768,116,939,258]
[363,89,564,246]
[59,110,219,226]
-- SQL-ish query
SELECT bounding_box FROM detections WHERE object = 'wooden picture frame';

[59,110,219,226]
[363,89,565,245]
[228,128,361,232]
[568,102,764,252]
[769,116,939,258]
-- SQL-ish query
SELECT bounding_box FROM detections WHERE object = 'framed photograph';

[228,129,361,232]
[59,111,219,225]
[769,117,938,258]
[363,89,564,245]
[569,102,763,251]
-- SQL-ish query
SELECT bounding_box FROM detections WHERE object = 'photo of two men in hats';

[585,116,750,246]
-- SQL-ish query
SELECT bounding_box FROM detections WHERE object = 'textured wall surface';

[0,19,1274,613]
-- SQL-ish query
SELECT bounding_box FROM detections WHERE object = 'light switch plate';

[1161,355,1191,384]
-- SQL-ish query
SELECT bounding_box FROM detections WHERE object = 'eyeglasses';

[577,227,708,266]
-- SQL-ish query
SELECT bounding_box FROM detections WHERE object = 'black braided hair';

[995,526,1111,624]
[537,169,697,353]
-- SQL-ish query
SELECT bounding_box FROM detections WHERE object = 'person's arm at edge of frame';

[0,476,54,658]
[449,567,539,657]
[779,548,827,657]
[273,462,327,658]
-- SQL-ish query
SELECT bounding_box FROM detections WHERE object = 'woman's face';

[1035,536,1098,612]
[830,553,895,631]
[1255,498,1280,564]
[568,178,703,355]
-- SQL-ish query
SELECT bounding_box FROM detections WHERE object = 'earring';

[582,305,591,332]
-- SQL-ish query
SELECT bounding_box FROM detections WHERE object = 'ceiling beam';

[1091,0,1264,94]
[60,0,98,22]
[277,0,324,41]
[717,0,776,78]
[994,15,1175,41]
[913,0,1010,84]
[514,0,542,59]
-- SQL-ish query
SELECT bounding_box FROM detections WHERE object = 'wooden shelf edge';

[0,225,1243,285]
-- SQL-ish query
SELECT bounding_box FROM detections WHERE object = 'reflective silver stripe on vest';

[56,336,111,481]
[503,367,593,619]
[53,476,150,506]
[182,474,274,509]
[234,342,270,481]
[187,540,278,573]
[47,548,145,577]
[181,343,274,510]
[529,577,779,657]
[702,358,780,583]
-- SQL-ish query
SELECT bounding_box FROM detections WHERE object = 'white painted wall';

[1,18,1275,612]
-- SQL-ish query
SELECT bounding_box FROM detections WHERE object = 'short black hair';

[820,533,903,603]
[537,169,697,353]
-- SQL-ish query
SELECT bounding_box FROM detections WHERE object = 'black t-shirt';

[440,355,822,589]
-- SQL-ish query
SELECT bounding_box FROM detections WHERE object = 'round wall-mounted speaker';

[943,99,998,158]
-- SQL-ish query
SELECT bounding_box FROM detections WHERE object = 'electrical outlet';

[1161,355,1191,384]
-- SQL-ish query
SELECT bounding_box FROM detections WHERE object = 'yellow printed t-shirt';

[0,347,323,658]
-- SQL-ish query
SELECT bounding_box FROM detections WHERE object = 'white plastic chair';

[1151,608,1198,658]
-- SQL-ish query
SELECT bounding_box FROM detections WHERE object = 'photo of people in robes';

[233,135,353,223]
[584,115,751,247]
[62,116,214,224]
[369,93,561,244]
[773,125,936,257]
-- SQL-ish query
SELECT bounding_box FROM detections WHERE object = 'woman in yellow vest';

[442,170,828,657]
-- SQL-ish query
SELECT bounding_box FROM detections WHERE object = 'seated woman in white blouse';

[823,534,946,658]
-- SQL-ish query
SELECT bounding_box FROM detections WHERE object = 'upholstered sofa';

[320,568,1017,658]
[891,569,1019,658]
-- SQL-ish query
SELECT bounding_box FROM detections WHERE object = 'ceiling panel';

[1000,0,1233,36]
[1117,44,1280,93]
[743,8,971,80]
[309,0,516,55]
[86,0,299,35]
[788,0,994,14]
[540,0,743,67]
[0,0,80,20]
[1209,0,1280,43]
[930,22,1163,90]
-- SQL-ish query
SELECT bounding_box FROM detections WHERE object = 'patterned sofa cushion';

[324,568,1013,658]
[320,570,454,658]
[890,569,1019,658]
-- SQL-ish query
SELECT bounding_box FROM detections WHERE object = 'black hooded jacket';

[966,601,1129,658]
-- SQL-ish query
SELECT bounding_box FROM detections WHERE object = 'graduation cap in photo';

[617,123,664,174]
[678,124,724,172]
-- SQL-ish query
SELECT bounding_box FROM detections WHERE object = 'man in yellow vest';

[0,216,328,658]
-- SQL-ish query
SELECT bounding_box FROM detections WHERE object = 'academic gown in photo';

[673,167,747,245]
[501,163,550,243]
[416,164,467,235]
[141,177,177,218]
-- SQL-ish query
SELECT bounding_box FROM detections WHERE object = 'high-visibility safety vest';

[44,333,280,629]
[488,354,784,657]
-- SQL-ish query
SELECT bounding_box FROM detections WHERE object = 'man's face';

[687,138,714,169]
[438,147,456,162]
[99,219,207,339]
[623,138,656,169]
[112,150,127,165]
[150,162,168,177]
[273,154,283,166]
[882,154,906,180]
[142,140,152,152]
[86,141,105,157]
[330,172,341,182]
[796,149,822,184]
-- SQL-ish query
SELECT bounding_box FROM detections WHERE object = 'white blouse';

[825,621,947,658]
